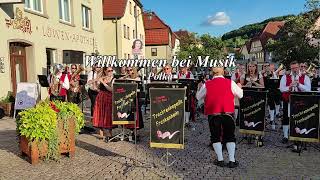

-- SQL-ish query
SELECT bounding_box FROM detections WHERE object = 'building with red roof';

[143,12,179,62]
[241,21,285,63]
[103,0,145,59]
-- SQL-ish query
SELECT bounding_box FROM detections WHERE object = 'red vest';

[282,74,305,102]
[204,78,234,115]
[49,74,68,96]
[179,72,191,79]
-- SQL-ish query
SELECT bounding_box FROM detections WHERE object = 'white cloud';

[202,12,231,26]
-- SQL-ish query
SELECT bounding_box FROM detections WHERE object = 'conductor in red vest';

[196,67,243,168]
[279,61,311,143]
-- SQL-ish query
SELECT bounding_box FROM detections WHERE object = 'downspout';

[115,18,119,58]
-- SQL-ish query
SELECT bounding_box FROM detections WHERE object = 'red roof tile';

[260,21,285,47]
[143,12,173,46]
[103,0,143,19]
[145,29,169,45]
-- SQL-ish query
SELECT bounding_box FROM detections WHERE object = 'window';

[59,0,71,23]
[128,54,130,59]
[133,30,135,39]
[124,25,127,38]
[129,1,132,14]
[127,26,130,39]
[82,5,91,30]
[25,0,43,13]
[134,5,137,16]
[151,48,157,56]
[124,53,127,59]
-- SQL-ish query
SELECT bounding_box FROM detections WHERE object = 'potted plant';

[0,92,14,116]
[17,100,85,165]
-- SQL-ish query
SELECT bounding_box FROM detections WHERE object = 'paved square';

[0,113,319,179]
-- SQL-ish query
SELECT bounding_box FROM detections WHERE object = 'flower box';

[19,118,76,165]
[0,102,12,116]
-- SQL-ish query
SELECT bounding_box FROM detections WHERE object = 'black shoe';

[228,161,239,168]
[214,160,225,167]
[281,138,288,144]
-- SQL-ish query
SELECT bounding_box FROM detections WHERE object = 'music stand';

[114,74,125,79]
[265,79,280,90]
[288,92,320,154]
[38,75,49,87]
[79,74,87,86]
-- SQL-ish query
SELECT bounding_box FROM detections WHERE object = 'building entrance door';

[10,42,28,95]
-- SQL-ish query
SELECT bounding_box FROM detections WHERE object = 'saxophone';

[51,74,61,96]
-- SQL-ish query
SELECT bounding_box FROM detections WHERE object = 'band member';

[232,64,245,121]
[197,67,243,168]
[87,64,101,116]
[48,64,70,102]
[120,66,127,76]
[63,65,71,80]
[300,62,307,75]
[178,66,196,124]
[261,63,281,130]
[93,67,115,141]
[178,67,194,79]
[122,67,144,141]
[231,64,245,83]
[280,61,311,143]
[67,64,82,104]
[240,61,264,88]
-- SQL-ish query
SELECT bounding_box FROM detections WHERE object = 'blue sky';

[142,0,307,37]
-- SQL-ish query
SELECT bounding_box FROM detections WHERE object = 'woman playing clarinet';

[92,67,115,142]
[240,61,264,88]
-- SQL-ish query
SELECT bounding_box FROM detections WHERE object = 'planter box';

[0,102,12,116]
[19,118,76,165]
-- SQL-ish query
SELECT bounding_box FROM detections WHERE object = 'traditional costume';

[48,64,69,102]
[93,80,114,129]
[197,75,243,168]
[279,71,311,143]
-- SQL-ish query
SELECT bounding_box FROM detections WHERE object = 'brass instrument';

[275,64,284,74]
[51,74,61,96]
[70,66,84,93]
[306,63,318,78]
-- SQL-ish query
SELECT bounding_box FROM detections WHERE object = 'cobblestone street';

[0,113,320,179]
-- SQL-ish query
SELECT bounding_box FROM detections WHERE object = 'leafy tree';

[266,12,320,67]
